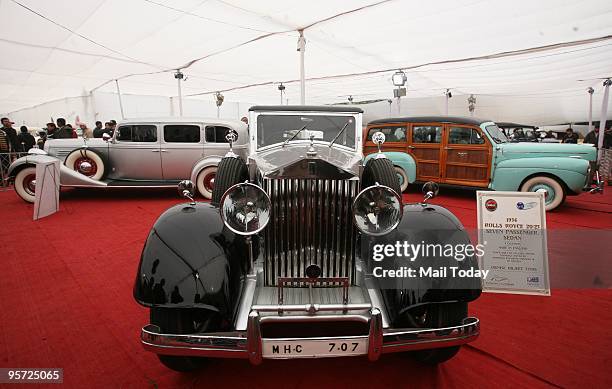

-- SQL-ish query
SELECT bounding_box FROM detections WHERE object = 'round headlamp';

[220,182,271,236]
[352,184,402,236]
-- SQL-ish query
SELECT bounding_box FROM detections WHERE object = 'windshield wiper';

[282,125,308,147]
[328,119,353,147]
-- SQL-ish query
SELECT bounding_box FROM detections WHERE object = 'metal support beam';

[597,79,611,164]
[177,71,183,117]
[114,79,125,119]
[587,87,595,133]
[297,30,306,105]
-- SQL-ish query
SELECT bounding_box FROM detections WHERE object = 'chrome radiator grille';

[262,178,359,286]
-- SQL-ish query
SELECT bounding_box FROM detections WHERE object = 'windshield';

[256,114,356,149]
[485,124,508,144]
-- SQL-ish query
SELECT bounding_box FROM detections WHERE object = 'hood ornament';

[306,134,317,157]
[224,130,238,158]
[372,131,386,158]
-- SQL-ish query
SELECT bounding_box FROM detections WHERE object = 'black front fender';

[133,202,251,324]
[362,203,482,323]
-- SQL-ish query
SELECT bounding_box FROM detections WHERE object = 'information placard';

[33,158,60,220]
[476,191,550,295]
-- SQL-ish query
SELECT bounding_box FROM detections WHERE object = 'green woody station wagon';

[363,116,599,211]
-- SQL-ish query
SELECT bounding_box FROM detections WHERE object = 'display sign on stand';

[33,158,60,220]
[476,191,550,296]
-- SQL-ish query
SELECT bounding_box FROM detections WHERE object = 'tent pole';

[115,79,125,119]
[445,89,450,115]
[597,79,611,164]
[587,87,594,133]
[298,30,306,105]
[177,73,183,117]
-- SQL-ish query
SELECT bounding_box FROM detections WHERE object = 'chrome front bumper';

[140,309,480,364]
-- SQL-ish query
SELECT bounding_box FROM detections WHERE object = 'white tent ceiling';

[1,0,612,124]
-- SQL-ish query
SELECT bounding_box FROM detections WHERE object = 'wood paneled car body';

[364,116,598,211]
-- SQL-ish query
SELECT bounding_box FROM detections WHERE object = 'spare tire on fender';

[64,149,105,180]
[211,157,248,206]
[362,157,402,196]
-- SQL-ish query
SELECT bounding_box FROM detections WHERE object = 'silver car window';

[164,125,200,143]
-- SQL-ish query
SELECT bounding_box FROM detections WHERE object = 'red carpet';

[0,186,610,388]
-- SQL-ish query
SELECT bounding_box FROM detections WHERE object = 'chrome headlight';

[352,184,402,236]
[220,182,271,236]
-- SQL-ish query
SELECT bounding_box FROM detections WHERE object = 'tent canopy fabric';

[1,0,612,125]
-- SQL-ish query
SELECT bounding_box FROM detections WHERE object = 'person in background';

[17,126,35,152]
[240,116,248,125]
[46,122,57,138]
[562,128,578,144]
[93,121,105,138]
[67,124,78,138]
[52,118,73,139]
[103,122,113,136]
[79,123,93,139]
[109,120,117,136]
[0,124,11,176]
[584,126,599,145]
[1,117,19,151]
[543,130,555,138]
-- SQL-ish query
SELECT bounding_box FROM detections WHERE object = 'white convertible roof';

[2,0,612,126]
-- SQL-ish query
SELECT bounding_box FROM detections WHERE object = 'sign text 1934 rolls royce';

[364,116,600,211]
[7,118,248,202]
[134,106,482,371]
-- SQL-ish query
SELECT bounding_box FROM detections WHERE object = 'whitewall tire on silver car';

[14,166,37,203]
[196,166,217,199]
[65,150,105,180]
[520,175,565,211]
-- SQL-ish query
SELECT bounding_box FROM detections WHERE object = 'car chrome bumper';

[140,309,480,364]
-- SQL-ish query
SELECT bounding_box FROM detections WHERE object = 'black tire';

[398,302,468,364]
[362,157,402,196]
[150,308,218,372]
[211,157,248,206]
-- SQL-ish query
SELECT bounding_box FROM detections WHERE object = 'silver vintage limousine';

[7,117,248,202]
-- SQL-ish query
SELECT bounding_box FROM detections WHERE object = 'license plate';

[262,338,368,359]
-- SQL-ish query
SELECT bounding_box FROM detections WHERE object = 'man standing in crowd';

[1,117,19,151]
[562,128,578,143]
[52,118,73,139]
[93,121,104,138]
[109,120,117,136]
[0,123,11,177]
[46,122,57,137]
[17,126,35,151]
[79,123,93,138]
[584,126,599,145]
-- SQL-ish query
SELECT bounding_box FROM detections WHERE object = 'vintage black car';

[133,106,481,371]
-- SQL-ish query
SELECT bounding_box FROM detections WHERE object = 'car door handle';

[457,152,468,156]
[160,149,167,152]
[151,150,160,152]
[407,145,415,149]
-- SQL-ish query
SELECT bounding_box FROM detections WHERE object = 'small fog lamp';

[220,183,271,235]
[353,184,402,236]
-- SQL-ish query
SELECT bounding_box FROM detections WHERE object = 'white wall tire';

[394,166,409,193]
[520,176,565,211]
[196,166,217,200]
[14,167,37,203]
[64,149,105,180]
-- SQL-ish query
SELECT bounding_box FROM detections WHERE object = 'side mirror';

[421,181,439,204]
[102,133,111,141]
[178,180,195,204]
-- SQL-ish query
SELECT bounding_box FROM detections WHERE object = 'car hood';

[497,142,597,162]
[249,143,362,179]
